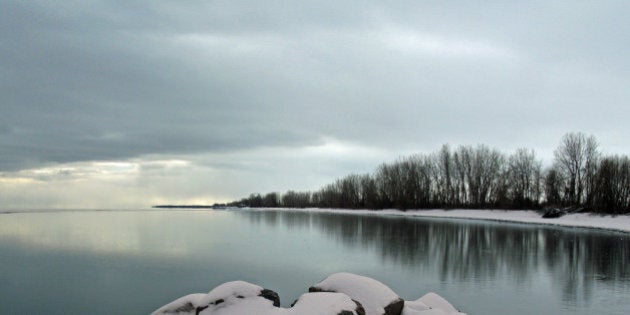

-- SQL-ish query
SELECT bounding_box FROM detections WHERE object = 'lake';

[0,209,628,314]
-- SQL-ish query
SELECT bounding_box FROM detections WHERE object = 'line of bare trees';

[230,133,630,214]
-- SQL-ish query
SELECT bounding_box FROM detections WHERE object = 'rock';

[153,273,465,315]
[152,293,208,315]
[154,283,365,315]
[417,293,459,313]
[291,292,366,315]
[403,292,466,315]
[401,299,431,314]
[309,272,404,315]
[542,208,565,218]
[384,299,405,315]
[259,288,281,307]
[152,281,280,315]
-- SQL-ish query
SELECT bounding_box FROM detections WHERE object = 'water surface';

[0,209,628,314]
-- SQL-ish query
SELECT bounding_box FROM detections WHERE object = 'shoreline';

[243,207,630,234]
[3,207,628,234]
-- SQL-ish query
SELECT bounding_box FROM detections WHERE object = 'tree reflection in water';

[244,209,629,304]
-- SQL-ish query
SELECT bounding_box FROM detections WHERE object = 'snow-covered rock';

[153,281,364,315]
[402,292,466,315]
[309,272,404,315]
[152,293,208,314]
[291,292,365,315]
[152,281,280,315]
[153,273,465,315]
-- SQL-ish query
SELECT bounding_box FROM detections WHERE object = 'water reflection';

[244,209,630,304]
[0,210,229,258]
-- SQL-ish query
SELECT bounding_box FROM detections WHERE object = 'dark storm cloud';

[2,1,629,172]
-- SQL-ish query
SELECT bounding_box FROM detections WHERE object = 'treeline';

[229,133,630,214]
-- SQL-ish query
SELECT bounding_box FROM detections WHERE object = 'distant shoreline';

[152,205,630,233]
[152,205,226,209]
[35,205,616,234]
[235,207,630,234]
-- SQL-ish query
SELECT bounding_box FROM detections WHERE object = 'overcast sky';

[1,1,629,209]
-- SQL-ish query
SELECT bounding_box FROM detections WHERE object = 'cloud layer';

[1,1,629,207]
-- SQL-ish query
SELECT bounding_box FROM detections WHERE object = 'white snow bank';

[398,209,630,233]
[247,208,630,233]
[153,273,465,315]
[311,272,401,315]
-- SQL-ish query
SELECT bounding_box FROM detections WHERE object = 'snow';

[415,293,460,313]
[152,293,207,314]
[401,293,465,315]
[402,308,459,315]
[246,207,630,233]
[202,297,276,315]
[312,272,400,315]
[152,281,276,315]
[153,274,466,315]
[400,209,630,233]
[401,299,431,314]
[291,292,360,314]
[153,280,362,315]
[202,280,264,305]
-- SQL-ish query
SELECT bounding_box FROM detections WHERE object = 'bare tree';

[337,174,361,209]
[508,148,542,208]
[452,146,472,206]
[592,155,630,213]
[544,167,565,206]
[358,174,380,209]
[451,145,504,207]
[232,133,628,214]
[262,192,280,207]
[553,132,599,207]
[432,144,455,207]
[281,191,311,208]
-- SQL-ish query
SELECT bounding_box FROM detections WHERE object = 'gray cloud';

[2,1,629,189]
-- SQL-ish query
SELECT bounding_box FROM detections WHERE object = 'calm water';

[0,209,628,314]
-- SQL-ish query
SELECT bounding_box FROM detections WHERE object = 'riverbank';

[244,207,630,234]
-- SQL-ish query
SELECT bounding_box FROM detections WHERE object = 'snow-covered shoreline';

[244,207,630,234]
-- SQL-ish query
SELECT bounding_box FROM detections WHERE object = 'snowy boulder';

[309,272,405,315]
[402,292,466,315]
[152,293,208,314]
[153,281,365,315]
[292,292,366,315]
[152,280,280,315]
[153,274,465,315]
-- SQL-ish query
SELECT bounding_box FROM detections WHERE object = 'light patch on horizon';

[0,139,393,209]
[0,159,195,209]
[378,26,517,59]
[282,137,390,160]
